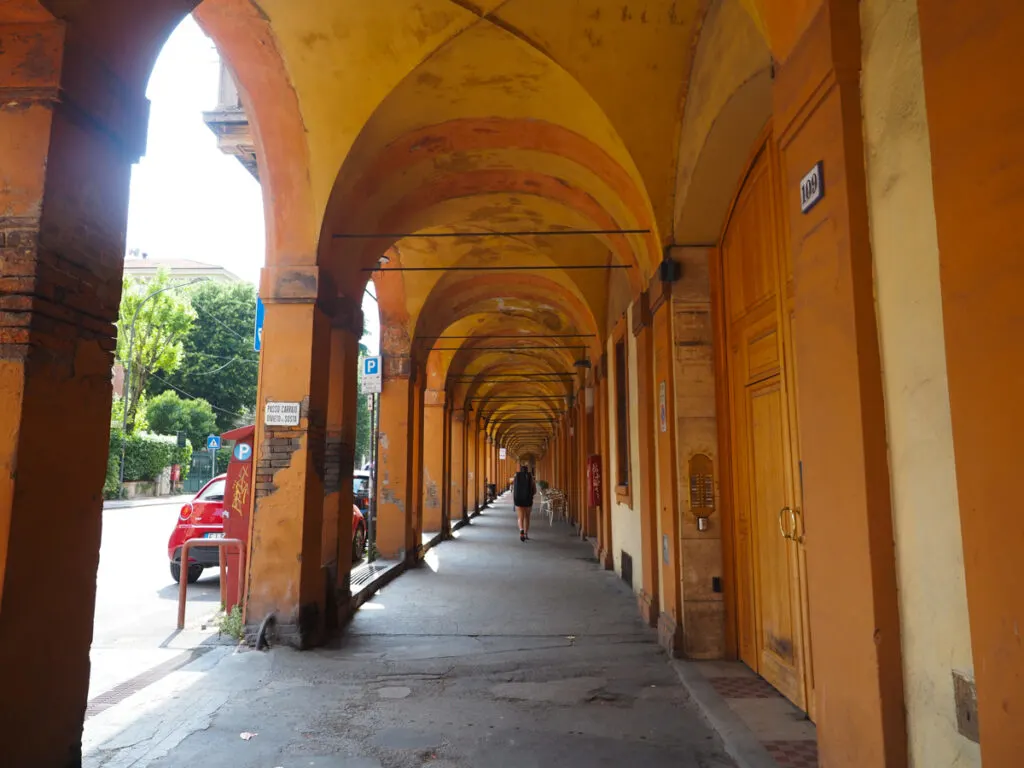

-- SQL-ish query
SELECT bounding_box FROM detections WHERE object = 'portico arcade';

[1,1,1021,766]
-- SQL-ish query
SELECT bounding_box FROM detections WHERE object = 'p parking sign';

[361,355,382,394]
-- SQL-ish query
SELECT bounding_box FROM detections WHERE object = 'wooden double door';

[721,137,814,716]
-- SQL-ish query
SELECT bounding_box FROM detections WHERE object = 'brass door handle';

[791,507,805,544]
[779,507,794,540]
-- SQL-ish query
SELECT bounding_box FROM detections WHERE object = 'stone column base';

[637,590,658,628]
[658,612,684,658]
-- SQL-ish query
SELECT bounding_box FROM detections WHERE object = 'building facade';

[123,253,245,284]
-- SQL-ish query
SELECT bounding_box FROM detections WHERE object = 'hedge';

[104,427,193,499]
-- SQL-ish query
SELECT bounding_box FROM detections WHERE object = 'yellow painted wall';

[860,1,978,764]
[608,307,643,592]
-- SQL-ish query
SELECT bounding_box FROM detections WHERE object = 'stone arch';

[313,17,666,303]
[673,0,773,244]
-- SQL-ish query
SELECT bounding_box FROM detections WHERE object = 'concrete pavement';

[90,501,230,705]
[84,496,736,767]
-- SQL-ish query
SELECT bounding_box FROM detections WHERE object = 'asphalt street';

[89,498,227,703]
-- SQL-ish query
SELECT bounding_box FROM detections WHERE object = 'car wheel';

[352,525,367,563]
[170,562,204,584]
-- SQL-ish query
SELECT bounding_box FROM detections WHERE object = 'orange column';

[584,387,597,538]
[477,425,487,507]
[409,375,425,557]
[320,303,361,629]
[633,292,659,627]
[917,1,1023,760]
[572,398,583,530]
[652,284,682,654]
[599,356,614,569]
[774,2,905,763]
[591,369,605,558]
[483,434,491,501]
[376,356,415,561]
[421,389,445,535]
[449,409,466,526]
[559,421,567,494]
[0,19,146,763]
[467,416,479,513]
[249,270,332,646]
[441,402,451,535]
[492,436,497,492]
[569,410,578,525]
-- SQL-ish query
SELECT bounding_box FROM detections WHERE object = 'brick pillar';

[0,19,147,764]
[376,356,415,560]
[249,267,331,648]
[320,300,361,629]
[421,389,445,535]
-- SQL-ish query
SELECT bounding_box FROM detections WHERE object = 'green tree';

[117,270,197,431]
[145,390,219,451]
[148,281,260,432]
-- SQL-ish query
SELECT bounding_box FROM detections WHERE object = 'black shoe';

[520,529,526,542]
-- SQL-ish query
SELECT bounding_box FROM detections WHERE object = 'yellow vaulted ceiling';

[240,0,706,454]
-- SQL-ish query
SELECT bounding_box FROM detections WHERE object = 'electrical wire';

[147,372,241,417]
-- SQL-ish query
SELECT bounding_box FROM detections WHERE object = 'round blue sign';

[233,443,253,462]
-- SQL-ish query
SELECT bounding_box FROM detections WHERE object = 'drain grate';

[351,562,392,589]
[86,647,211,719]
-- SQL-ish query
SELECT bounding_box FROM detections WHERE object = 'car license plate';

[204,533,225,539]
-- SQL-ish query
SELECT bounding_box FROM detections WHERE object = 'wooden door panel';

[722,135,810,713]
[730,334,759,669]
[748,378,802,704]
[724,159,777,320]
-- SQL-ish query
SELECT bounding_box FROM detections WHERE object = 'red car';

[168,475,367,583]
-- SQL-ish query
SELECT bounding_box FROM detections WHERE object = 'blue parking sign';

[254,296,265,352]
[233,443,252,462]
[361,355,382,394]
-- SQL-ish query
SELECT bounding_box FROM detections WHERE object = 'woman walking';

[512,463,536,542]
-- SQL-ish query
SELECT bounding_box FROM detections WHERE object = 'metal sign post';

[206,435,221,480]
[360,356,382,562]
[368,393,378,562]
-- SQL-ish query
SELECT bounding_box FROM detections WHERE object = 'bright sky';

[125,15,380,354]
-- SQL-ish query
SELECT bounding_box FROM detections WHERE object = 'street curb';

[671,660,779,768]
[103,495,194,511]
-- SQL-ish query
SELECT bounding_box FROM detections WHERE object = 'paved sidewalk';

[103,494,194,510]
[84,497,736,767]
